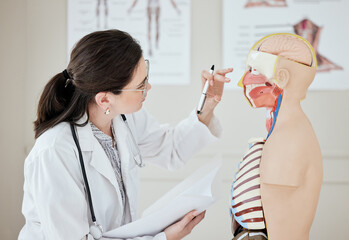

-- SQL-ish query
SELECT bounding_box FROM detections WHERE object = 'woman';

[19,29,232,240]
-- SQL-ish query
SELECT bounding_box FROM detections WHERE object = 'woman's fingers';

[201,70,214,82]
[164,210,204,240]
[184,211,206,233]
[215,67,234,75]
[212,74,230,85]
[178,210,199,229]
[212,68,233,85]
[201,68,233,87]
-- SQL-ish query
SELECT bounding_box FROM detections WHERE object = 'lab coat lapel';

[90,139,121,197]
[113,115,139,221]
[76,118,123,205]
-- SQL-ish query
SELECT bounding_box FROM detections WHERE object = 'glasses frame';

[120,59,149,98]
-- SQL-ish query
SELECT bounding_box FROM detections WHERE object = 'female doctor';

[19,30,232,240]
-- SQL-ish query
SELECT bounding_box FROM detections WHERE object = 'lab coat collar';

[74,115,126,202]
[75,114,137,221]
[75,114,93,152]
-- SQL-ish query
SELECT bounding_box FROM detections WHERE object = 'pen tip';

[211,65,214,70]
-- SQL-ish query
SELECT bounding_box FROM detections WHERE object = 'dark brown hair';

[34,29,142,138]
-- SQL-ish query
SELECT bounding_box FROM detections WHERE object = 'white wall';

[0,0,26,239]
[0,0,348,239]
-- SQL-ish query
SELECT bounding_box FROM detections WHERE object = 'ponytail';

[34,71,82,138]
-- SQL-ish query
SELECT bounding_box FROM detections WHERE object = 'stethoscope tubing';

[70,123,97,222]
[70,114,143,237]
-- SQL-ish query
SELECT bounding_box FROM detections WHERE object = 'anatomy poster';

[223,0,349,90]
[68,0,191,85]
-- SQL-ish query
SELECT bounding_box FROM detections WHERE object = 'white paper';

[104,157,222,238]
[223,0,349,90]
[67,0,191,85]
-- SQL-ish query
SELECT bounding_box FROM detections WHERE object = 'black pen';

[197,65,214,114]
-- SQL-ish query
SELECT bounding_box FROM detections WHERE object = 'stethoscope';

[70,114,145,239]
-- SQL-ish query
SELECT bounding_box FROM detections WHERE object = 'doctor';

[19,29,232,240]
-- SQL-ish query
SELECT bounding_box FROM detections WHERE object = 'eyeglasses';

[120,59,149,98]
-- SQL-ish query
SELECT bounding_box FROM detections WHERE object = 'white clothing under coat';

[18,108,222,240]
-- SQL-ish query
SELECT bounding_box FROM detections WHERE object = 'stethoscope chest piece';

[90,222,103,239]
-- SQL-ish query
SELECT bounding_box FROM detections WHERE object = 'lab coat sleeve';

[132,109,222,170]
[25,145,92,240]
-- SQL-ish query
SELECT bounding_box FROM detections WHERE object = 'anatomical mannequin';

[230,33,323,240]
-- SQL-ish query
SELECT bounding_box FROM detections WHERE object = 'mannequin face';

[241,69,281,108]
[239,51,282,108]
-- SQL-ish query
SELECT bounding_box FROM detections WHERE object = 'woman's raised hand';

[197,67,233,126]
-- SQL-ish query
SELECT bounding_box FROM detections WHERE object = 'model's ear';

[276,68,289,89]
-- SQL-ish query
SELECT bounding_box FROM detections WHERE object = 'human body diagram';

[245,0,287,8]
[128,0,181,56]
[96,0,108,29]
[294,19,343,72]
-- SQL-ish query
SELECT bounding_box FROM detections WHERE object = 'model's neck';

[266,92,302,137]
[266,94,282,136]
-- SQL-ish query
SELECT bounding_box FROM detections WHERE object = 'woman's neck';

[88,104,113,138]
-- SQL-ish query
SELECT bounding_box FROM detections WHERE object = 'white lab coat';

[19,108,222,240]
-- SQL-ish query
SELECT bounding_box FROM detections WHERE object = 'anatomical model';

[230,33,323,240]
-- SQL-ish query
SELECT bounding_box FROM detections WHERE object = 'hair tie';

[63,69,72,88]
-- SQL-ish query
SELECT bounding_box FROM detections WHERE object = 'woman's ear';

[94,92,111,110]
[276,68,290,89]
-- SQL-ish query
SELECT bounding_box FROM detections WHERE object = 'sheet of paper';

[104,156,222,238]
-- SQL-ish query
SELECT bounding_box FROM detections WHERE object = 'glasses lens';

[145,59,149,76]
[144,60,149,98]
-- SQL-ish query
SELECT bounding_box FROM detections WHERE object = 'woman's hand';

[164,210,206,240]
[197,67,233,126]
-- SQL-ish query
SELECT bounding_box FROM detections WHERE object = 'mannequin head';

[238,33,317,107]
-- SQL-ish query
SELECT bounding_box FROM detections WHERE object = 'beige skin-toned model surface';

[231,33,323,240]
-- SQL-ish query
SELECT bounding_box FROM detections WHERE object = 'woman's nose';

[147,82,152,91]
